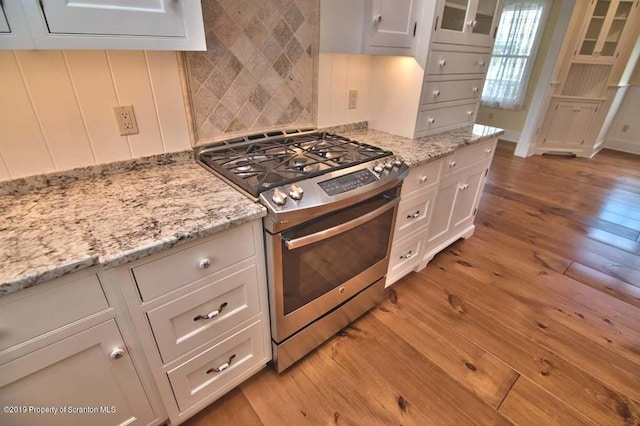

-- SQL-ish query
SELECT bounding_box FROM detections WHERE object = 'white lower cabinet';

[0,320,155,426]
[536,98,601,155]
[387,138,497,285]
[109,220,272,425]
[0,270,157,426]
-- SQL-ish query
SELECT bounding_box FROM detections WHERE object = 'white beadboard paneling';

[0,51,55,178]
[107,51,164,158]
[15,50,96,171]
[317,54,333,128]
[64,50,133,164]
[145,51,191,153]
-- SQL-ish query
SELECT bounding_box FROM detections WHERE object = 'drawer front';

[443,139,497,176]
[394,191,436,242]
[147,264,262,364]
[133,223,256,301]
[422,79,484,105]
[427,51,491,76]
[0,274,108,353]
[167,321,266,412]
[417,103,477,132]
[402,159,441,197]
[387,233,423,283]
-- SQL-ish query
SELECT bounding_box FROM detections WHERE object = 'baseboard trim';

[605,138,640,155]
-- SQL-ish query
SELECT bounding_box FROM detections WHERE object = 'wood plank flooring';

[186,142,640,426]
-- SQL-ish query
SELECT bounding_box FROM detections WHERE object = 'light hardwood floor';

[187,142,640,425]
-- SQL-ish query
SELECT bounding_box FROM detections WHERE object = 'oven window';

[281,195,395,315]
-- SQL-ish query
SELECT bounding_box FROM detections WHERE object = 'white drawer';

[417,103,477,132]
[167,321,266,412]
[402,159,441,197]
[426,51,491,76]
[387,233,423,285]
[422,79,484,105]
[147,264,262,364]
[442,139,497,176]
[0,273,108,353]
[132,223,256,301]
[394,190,436,242]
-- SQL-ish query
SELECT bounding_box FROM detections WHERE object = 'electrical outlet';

[114,105,139,136]
[348,90,358,109]
[622,124,629,133]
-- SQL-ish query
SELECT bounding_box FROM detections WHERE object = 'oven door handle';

[284,196,400,250]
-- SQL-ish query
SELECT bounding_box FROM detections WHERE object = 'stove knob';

[272,188,288,206]
[373,162,384,173]
[289,184,304,200]
[384,160,393,170]
[393,156,403,167]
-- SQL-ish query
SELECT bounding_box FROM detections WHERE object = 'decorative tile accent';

[185,0,318,142]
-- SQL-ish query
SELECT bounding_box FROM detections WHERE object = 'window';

[481,0,551,110]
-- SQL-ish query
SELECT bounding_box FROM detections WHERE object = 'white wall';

[0,50,190,181]
[605,85,640,154]
[317,53,372,128]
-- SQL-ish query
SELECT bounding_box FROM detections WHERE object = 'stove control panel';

[318,169,379,196]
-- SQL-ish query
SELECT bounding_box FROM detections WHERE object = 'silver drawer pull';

[400,251,413,260]
[199,258,212,269]
[420,175,428,183]
[194,302,228,321]
[407,211,420,219]
[206,354,236,374]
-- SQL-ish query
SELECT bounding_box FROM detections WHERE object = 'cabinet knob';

[428,117,436,124]
[419,175,428,183]
[400,250,413,259]
[467,111,474,117]
[110,348,125,360]
[433,89,441,97]
[472,86,479,93]
[485,148,492,154]
[407,211,420,219]
[449,160,456,168]
[478,60,486,67]
[467,20,478,28]
[199,258,212,269]
[373,14,382,24]
[438,59,446,67]
[459,184,469,191]
[206,354,236,374]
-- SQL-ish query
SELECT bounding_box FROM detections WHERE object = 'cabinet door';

[0,6,9,33]
[576,0,637,62]
[434,0,501,46]
[450,163,487,233]
[425,173,459,248]
[0,321,155,426]
[368,0,420,50]
[40,0,184,37]
[541,101,599,149]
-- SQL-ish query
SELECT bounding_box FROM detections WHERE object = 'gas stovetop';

[196,129,393,198]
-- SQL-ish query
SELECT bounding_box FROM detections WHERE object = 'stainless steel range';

[196,129,408,372]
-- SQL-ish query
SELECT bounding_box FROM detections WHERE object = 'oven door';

[267,188,400,343]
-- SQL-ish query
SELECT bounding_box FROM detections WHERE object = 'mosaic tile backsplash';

[185,0,319,142]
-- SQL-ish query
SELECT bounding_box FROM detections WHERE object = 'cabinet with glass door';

[575,0,638,63]
[434,0,503,47]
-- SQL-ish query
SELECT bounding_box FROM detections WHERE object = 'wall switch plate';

[114,105,139,136]
[348,90,358,109]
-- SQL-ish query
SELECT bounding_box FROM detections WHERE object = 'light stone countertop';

[337,124,504,167]
[0,153,266,297]
[0,124,503,297]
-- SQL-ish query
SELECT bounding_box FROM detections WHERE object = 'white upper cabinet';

[320,0,422,55]
[0,2,35,49]
[575,0,638,63]
[0,0,205,50]
[433,0,502,47]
